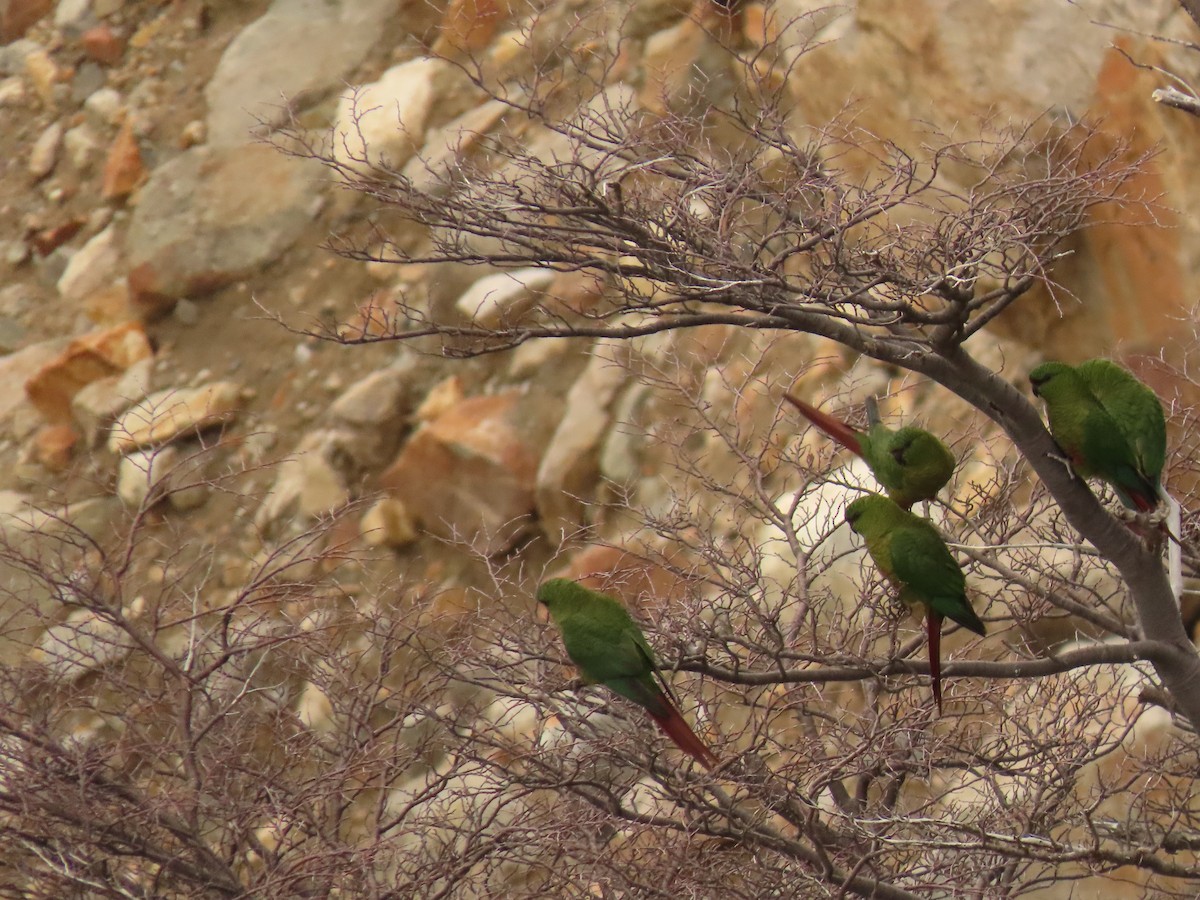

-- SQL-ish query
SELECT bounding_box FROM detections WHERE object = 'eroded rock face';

[381,391,539,555]
[204,0,400,147]
[125,146,321,304]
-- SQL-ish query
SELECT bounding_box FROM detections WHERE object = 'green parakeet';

[784,392,955,508]
[845,493,987,714]
[1029,359,1166,512]
[537,578,718,769]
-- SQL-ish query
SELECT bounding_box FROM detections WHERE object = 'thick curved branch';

[678,638,1175,687]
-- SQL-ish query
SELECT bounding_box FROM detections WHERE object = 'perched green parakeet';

[784,392,955,508]
[1029,359,1166,512]
[537,578,718,769]
[845,494,987,714]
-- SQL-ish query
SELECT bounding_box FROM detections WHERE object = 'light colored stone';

[0,76,24,105]
[125,145,322,301]
[63,122,101,169]
[30,608,131,681]
[54,0,92,28]
[455,267,555,328]
[507,337,570,378]
[116,444,179,507]
[22,46,58,105]
[360,497,418,548]
[71,355,152,444]
[255,430,351,529]
[83,86,122,124]
[329,366,411,427]
[401,97,511,194]
[296,681,335,732]
[108,381,242,454]
[56,224,119,302]
[333,57,447,174]
[205,0,398,147]
[536,340,628,540]
[25,322,152,424]
[28,120,62,179]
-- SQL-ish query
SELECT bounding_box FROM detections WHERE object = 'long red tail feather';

[928,611,943,715]
[648,703,719,770]
[783,393,864,457]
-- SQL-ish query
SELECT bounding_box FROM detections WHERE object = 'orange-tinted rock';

[28,218,84,256]
[433,0,505,56]
[126,262,177,321]
[380,391,538,555]
[551,544,691,615]
[101,121,144,200]
[25,323,154,424]
[81,25,125,66]
[33,423,78,471]
[1,0,51,42]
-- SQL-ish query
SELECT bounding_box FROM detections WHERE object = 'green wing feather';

[1076,359,1166,491]
[890,525,985,636]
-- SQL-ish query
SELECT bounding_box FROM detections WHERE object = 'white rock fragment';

[28,121,63,179]
[57,225,119,302]
[116,445,179,508]
[455,267,554,328]
[333,57,446,174]
[329,366,410,427]
[72,356,153,446]
[255,431,351,529]
[31,608,132,680]
[108,382,242,454]
[83,87,123,125]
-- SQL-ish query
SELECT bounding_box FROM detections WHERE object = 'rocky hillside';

[3,0,1200,896]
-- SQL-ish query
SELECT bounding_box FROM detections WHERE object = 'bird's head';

[845,493,900,537]
[1029,361,1073,398]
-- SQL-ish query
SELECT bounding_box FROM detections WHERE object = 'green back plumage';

[844,494,985,635]
[1075,359,1166,490]
[1030,359,1164,510]
[860,425,957,508]
[536,578,668,716]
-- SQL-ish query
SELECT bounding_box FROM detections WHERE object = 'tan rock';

[254,430,351,529]
[57,225,120,303]
[25,322,153,424]
[30,608,131,681]
[455,267,555,328]
[108,381,242,454]
[71,356,153,445]
[22,46,58,105]
[536,341,627,541]
[28,120,62,180]
[360,497,419,548]
[329,366,412,428]
[381,391,538,555]
[334,57,446,175]
[116,445,179,508]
